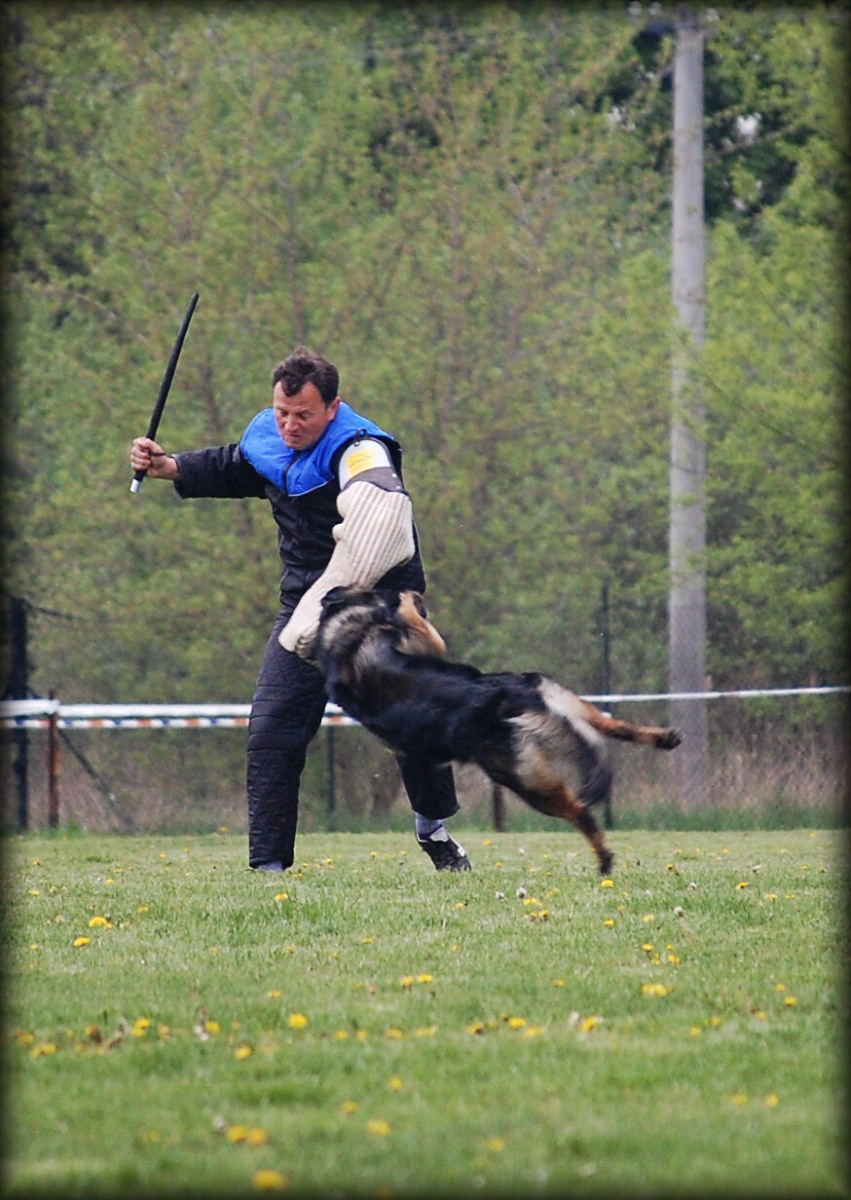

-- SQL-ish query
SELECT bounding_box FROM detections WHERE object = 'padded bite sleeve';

[278,480,415,658]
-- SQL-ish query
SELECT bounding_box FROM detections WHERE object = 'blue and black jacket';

[173,403,426,603]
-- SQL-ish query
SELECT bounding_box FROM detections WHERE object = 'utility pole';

[669,5,709,805]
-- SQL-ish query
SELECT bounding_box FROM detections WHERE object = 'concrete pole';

[669,5,709,805]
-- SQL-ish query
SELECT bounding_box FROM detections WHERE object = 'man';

[130,346,470,873]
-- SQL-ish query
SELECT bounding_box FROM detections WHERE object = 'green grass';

[3,828,848,1198]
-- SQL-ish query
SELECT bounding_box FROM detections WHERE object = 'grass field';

[3,827,847,1198]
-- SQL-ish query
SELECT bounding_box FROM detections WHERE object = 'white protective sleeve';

[278,480,415,658]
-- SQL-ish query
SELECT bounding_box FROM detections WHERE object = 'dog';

[315,586,682,875]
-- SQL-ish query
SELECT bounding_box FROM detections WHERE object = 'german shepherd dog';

[315,587,682,875]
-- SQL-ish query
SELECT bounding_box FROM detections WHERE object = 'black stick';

[130,291,199,493]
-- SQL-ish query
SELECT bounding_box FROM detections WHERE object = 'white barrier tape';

[1,687,846,730]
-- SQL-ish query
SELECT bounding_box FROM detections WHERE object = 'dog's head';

[319,586,446,658]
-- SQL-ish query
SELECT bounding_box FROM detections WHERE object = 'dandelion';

[708,1016,722,1028]
[131,1018,151,1037]
[252,1168,290,1191]
[246,1128,267,1146]
[226,1125,250,1143]
[206,1019,221,1034]
[27,888,41,896]
[73,936,91,948]
[414,1025,437,1038]
[288,1013,308,1030]
[399,975,414,989]
[764,1094,780,1108]
[580,1016,600,1033]
[274,892,289,901]
[783,996,797,1007]
[235,1045,253,1061]
[341,1101,358,1114]
[137,905,149,913]
[333,1029,349,1041]
[466,1022,485,1035]
[506,1016,527,1029]
[366,1119,391,1137]
[267,989,283,999]
[524,1025,544,1037]
[600,879,614,889]
[642,942,653,954]
[641,914,654,923]
[388,1076,403,1091]
[641,983,670,997]
[735,881,749,890]
[416,973,433,984]
[688,1025,702,1036]
[552,979,565,987]
[486,1137,505,1153]
[88,915,110,928]
[730,1093,748,1106]
[603,919,615,928]
[774,983,787,992]
[385,1027,404,1039]
[30,1043,57,1058]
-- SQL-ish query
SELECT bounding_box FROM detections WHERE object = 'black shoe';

[417,828,471,871]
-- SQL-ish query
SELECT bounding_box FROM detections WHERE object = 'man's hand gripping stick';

[130,292,199,493]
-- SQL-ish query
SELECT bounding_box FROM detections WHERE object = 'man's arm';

[278,440,415,658]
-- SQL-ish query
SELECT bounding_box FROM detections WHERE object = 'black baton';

[130,291,199,494]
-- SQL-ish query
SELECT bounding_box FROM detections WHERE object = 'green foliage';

[5,829,845,1196]
[2,4,846,722]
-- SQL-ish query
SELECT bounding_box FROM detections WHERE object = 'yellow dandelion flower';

[30,1042,57,1058]
[641,913,654,923]
[414,1025,437,1037]
[688,1025,702,1036]
[252,1168,290,1191]
[774,983,787,992]
[385,1027,404,1039]
[27,888,41,896]
[466,1022,485,1035]
[361,936,374,944]
[341,1101,358,1114]
[366,1119,391,1137]
[72,936,91,947]
[137,905,149,913]
[274,892,289,901]
[416,973,433,984]
[399,975,414,989]
[552,979,565,987]
[507,1016,527,1029]
[641,983,670,997]
[708,1016,722,1027]
[267,989,283,999]
[642,942,653,953]
[735,881,749,890]
[783,995,797,1007]
[88,915,110,928]
[288,1013,308,1030]
[580,1016,600,1033]
[355,1030,369,1041]
[235,1045,253,1061]
[730,1093,748,1106]
[486,1137,505,1152]
[246,1128,267,1146]
[205,1019,221,1034]
[764,1094,780,1108]
[388,1076,403,1091]
[603,919,615,928]
[524,1025,544,1037]
[600,879,614,888]
[226,1125,249,1143]
[333,1029,349,1041]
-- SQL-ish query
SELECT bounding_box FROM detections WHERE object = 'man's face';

[272,380,340,451]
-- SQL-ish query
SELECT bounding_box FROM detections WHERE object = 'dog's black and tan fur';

[316,587,682,875]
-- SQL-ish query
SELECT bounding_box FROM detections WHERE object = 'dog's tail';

[577,698,682,750]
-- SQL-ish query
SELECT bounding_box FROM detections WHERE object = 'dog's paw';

[598,849,614,877]
[657,728,683,750]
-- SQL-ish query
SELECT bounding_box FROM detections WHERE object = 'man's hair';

[272,347,339,405]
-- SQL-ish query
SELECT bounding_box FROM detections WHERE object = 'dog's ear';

[320,586,356,617]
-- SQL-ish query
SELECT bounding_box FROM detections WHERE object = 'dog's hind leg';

[519,782,614,876]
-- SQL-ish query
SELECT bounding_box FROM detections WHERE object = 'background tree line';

[1,3,846,825]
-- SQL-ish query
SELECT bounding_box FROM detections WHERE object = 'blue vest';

[239,403,393,495]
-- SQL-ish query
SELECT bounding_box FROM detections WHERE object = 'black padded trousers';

[247,609,459,869]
